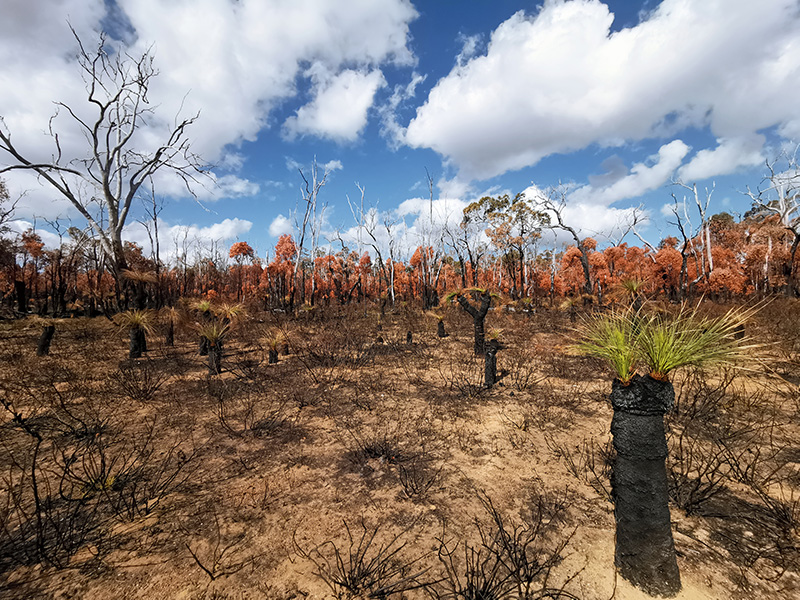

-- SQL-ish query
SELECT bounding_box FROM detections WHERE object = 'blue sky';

[2,0,799,262]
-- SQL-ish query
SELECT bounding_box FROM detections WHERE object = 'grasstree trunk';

[456,291,491,356]
[484,339,500,388]
[208,340,222,375]
[129,327,145,359]
[437,319,447,338]
[268,349,278,364]
[165,320,174,346]
[37,325,55,356]
[406,330,413,345]
[610,374,681,597]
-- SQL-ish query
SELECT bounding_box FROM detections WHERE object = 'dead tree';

[0,29,206,297]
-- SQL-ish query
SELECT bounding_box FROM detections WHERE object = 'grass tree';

[578,304,756,597]
[192,300,214,355]
[114,309,155,359]
[445,288,495,355]
[198,321,227,375]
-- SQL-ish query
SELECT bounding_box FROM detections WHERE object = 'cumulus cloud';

[677,135,766,181]
[1,0,417,209]
[406,0,800,180]
[570,140,690,206]
[268,214,293,238]
[125,217,253,262]
[283,68,386,142]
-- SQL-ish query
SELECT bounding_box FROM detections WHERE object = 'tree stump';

[37,325,55,356]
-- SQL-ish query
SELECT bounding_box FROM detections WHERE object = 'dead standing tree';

[534,186,593,299]
[290,159,330,312]
[0,30,206,303]
[746,151,800,296]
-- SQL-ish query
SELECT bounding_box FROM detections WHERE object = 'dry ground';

[0,299,799,599]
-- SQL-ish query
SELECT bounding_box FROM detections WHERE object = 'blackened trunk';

[610,375,681,597]
[165,320,174,346]
[14,280,26,313]
[129,327,144,359]
[139,327,147,353]
[208,342,222,375]
[484,339,499,388]
[472,317,485,356]
[268,349,278,364]
[37,325,55,356]
[199,337,209,356]
[406,330,413,345]
[437,320,447,338]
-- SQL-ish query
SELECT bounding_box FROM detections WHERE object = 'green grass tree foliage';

[113,309,155,359]
[578,304,757,597]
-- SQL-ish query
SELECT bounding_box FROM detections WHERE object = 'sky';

[2,0,800,263]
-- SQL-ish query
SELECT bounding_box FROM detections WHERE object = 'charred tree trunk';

[456,291,491,356]
[406,330,413,345]
[37,325,55,356]
[437,319,447,338]
[208,341,222,375]
[165,319,174,346]
[14,280,26,313]
[129,327,145,359]
[268,349,278,364]
[610,375,681,597]
[484,339,500,388]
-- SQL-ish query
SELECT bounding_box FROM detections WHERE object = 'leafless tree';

[291,158,331,310]
[533,186,593,297]
[0,29,206,296]
[745,149,800,295]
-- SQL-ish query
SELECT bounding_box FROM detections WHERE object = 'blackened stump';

[199,337,209,356]
[406,330,413,345]
[610,374,681,597]
[268,349,278,364]
[165,320,174,346]
[437,320,447,338]
[37,325,55,356]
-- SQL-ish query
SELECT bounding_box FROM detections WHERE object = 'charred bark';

[437,319,447,338]
[268,349,278,364]
[129,327,145,359]
[36,325,55,356]
[610,375,681,597]
[484,339,500,388]
[456,291,491,356]
[208,341,222,375]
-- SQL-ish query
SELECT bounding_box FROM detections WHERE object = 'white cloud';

[379,71,426,148]
[406,0,800,180]
[677,135,766,181]
[1,0,417,212]
[323,160,344,172]
[268,214,293,238]
[570,140,690,205]
[455,33,482,67]
[283,68,386,142]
